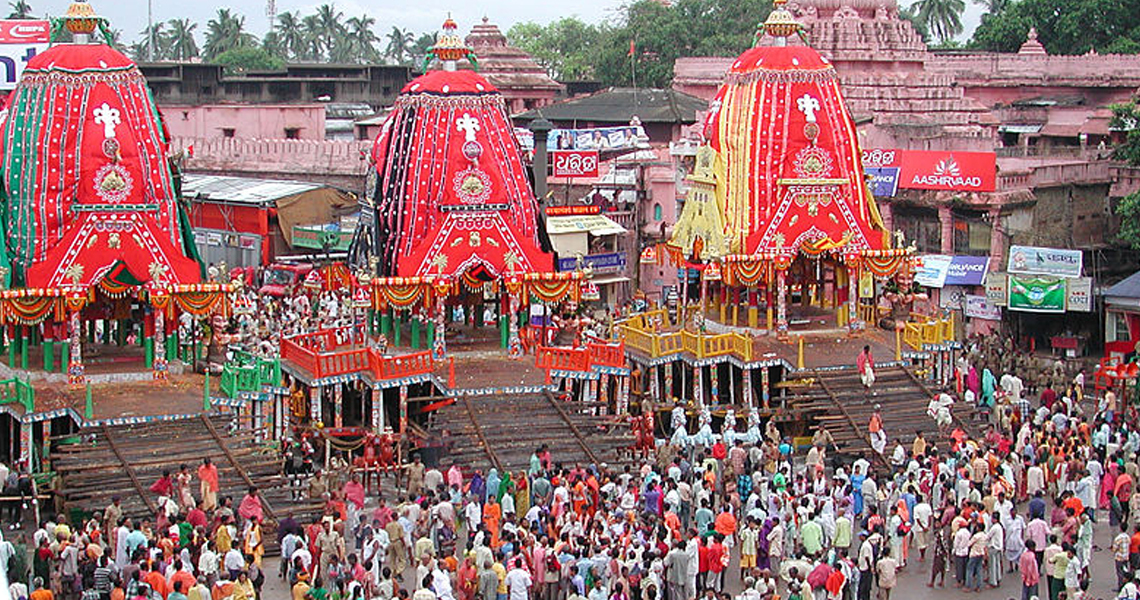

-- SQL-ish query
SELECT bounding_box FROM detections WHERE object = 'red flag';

[628,40,636,57]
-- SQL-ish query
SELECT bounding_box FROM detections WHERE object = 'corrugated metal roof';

[181,174,325,206]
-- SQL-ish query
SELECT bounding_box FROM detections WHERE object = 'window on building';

[284,127,301,139]
[221,128,235,138]
[1114,312,1132,342]
[654,204,662,221]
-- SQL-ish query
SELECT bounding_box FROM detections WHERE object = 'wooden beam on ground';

[542,390,601,466]
[461,395,502,473]
[199,414,277,523]
[100,425,158,514]
[811,370,886,464]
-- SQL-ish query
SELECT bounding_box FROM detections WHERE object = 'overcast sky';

[46,0,983,54]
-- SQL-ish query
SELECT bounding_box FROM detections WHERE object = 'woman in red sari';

[456,555,477,600]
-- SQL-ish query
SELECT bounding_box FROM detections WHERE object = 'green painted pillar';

[60,341,69,373]
[426,322,435,349]
[410,319,421,349]
[116,320,126,346]
[7,327,15,367]
[43,339,54,372]
[500,315,509,348]
[19,328,28,370]
[166,332,177,364]
[380,310,391,337]
[102,320,110,345]
[144,337,154,369]
[393,312,402,347]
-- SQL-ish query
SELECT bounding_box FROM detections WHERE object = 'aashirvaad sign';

[0,20,49,91]
[863,149,997,192]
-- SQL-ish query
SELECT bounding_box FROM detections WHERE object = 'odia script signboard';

[551,150,600,177]
[0,20,49,90]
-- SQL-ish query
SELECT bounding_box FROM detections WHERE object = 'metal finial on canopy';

[762,0,802,45]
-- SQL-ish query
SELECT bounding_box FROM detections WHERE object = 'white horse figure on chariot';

[670,405,690,447]
[721,409,738,446]
[691,406,715,448]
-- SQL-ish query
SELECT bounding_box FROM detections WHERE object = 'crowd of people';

[8,327,1135,600]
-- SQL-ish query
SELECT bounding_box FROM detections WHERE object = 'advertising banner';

[940,285,968,309]
[865,167,900,197]
[556,252,626,273]
[0,20,49,90]
[1066,276,1093,312]
[862,148,996,192]
[965,294,1003,320]
[1008,275,1066,313]
[1007,245,1083,278]
[516,125,647,152]
[551,150,599,177]
[944,255,991,286]
[914,255,952,288]
[985,272,1008,306]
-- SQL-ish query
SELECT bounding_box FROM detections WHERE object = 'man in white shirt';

[223,546,246,580]
[986,513,1004,587]
[506,562,533,600]
[912,496,933,561]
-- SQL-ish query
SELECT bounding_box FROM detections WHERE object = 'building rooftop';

[181,174,326,206]
[515,88,707,124]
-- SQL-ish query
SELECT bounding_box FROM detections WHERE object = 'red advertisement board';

[551,150,600,178]
[0,20,49,43]
[862,148,996,192]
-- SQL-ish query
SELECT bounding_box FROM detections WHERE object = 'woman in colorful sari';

[497,470,516,504]
[514,472,531,519]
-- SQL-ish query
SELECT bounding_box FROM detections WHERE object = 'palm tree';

[343,15,380,63]
[136,22,167,61]
[915,0,965,44]
[7,0,32,19]
[166,18,199,61]
[302,14,324,60]
[276,11,308,61]
[312,4,344,60]
[385,26,414,64]
[203,8,256,59]
[411,32,437,66]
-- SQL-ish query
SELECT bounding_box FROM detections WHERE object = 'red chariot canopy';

[0,43,200,289]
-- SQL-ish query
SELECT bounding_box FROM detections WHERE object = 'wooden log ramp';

[51,414,324,555]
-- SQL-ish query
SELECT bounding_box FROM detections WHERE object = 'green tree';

[135,22,168,61]
[344,15,381,63]
[212,46,284,74]
[899,4,930,41]
[1111,98,1140,248]
[204,8,256,59]
[508,18,602,81]
[302,14,324,60]
[167,18,199,61]
[385,26,414,64]
[7,0,31,19]
[970,0,1140,54]
[313,4,345,60]
[275,11,308,61]
[411,32,437,66]
[914,0,965,44]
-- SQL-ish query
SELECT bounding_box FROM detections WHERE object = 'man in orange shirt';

[142,560,169,599]
[29,577,52,600]
[198,458,219,512]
